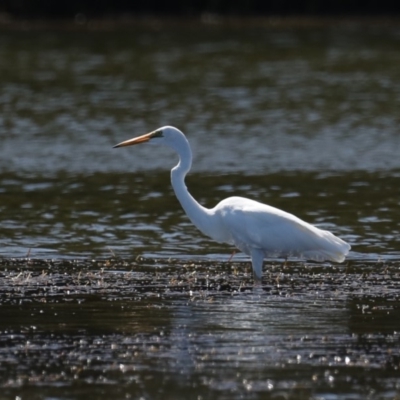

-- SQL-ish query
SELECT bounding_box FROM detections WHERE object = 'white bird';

[114,126,351,282]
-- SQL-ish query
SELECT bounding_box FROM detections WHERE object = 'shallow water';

[1,19,400,399]
[1,259,400,400]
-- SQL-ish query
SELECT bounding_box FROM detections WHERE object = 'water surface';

[1,259,400,399]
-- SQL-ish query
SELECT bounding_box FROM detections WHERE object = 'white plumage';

[114,126,351,282]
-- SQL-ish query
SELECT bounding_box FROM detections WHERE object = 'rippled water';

[1,259,400,400]
[1,171,399,261]
[1,19,400,399]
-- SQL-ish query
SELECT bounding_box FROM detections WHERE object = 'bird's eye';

[152,130,164,138]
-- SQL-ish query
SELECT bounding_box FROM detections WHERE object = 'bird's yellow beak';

[113,132,153,148]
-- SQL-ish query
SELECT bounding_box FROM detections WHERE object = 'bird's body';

[114,126,350,281]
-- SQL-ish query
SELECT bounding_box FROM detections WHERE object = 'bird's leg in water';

[250,249,264,286]
[227,250,236,263]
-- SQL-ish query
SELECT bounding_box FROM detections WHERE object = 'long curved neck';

[170,141,216,238]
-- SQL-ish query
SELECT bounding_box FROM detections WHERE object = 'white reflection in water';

[164,294,350,390]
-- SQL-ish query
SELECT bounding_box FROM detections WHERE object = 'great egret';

[114,126,350,282]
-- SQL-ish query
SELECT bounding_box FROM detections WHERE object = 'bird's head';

[113,126,186,150]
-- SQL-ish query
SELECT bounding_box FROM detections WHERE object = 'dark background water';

[0,20,400,399]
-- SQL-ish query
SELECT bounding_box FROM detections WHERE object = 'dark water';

[1,19,400,399]
[1,259,400,400]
